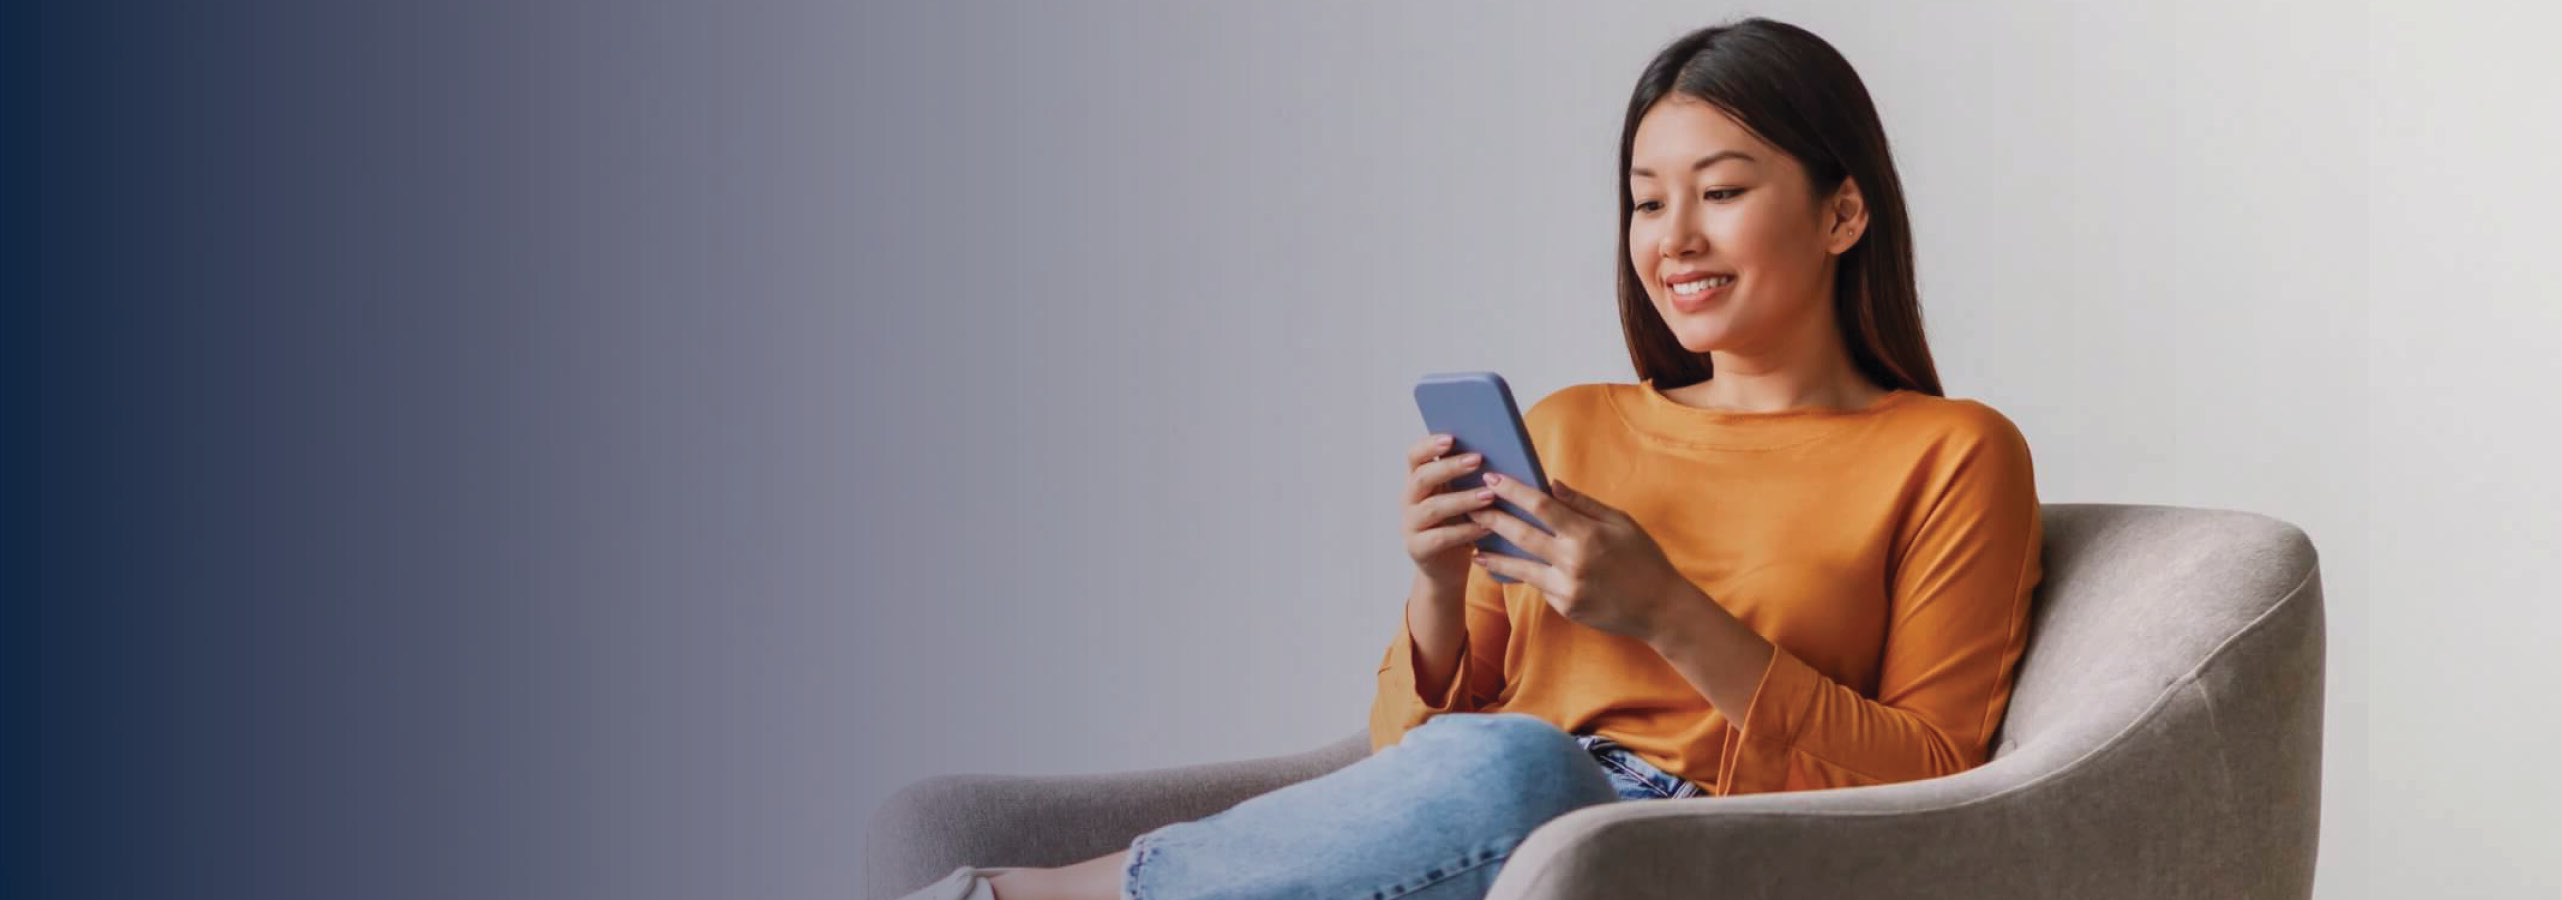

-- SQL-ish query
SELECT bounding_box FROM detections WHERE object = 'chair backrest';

[1987,503,2324,767]
[1970,503,2326,895]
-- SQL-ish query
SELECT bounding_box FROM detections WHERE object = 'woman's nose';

[1660,219,1707,258]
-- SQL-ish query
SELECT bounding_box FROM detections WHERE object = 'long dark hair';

[1615,18,1943,397]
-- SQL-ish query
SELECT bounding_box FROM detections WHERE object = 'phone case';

[1414,371,1553,583]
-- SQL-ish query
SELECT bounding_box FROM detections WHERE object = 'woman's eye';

[1633,191,1738,214]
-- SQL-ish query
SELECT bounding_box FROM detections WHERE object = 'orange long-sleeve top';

[1370,378,2044,796]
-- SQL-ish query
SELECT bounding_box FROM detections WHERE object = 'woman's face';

[1626,94,1862,355]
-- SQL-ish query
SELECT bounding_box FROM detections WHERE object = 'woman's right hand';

[1403,432,1500,590]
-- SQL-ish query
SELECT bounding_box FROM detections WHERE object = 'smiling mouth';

[1667,273,1733,311]
[1671,274,1734,297]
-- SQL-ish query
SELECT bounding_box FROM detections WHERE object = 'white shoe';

[895,865,1020,900]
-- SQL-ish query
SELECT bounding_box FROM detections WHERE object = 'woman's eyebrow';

[1629,150,1757,178]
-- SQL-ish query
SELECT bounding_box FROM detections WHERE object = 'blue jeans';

[1569,730,1710,801]
[1121,712,1709,900]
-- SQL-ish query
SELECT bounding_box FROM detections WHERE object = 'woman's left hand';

[1468,474,1694,643]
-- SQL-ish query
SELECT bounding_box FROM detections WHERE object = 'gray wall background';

[33,1,2557,898]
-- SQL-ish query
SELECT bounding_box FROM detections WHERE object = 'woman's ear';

[1824,177,1869,255]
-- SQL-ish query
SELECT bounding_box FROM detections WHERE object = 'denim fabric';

[1120,713,1705,900]
[1571,731,1710,801]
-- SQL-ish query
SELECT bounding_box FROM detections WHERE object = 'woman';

[904,16,2043,900]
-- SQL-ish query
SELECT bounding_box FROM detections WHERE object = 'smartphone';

[1413,371,1553,583]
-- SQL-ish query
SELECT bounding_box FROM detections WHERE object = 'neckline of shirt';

[1605,378,1919,451]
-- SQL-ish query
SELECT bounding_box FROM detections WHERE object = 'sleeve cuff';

[1715,643,1820,796]
[1396,620,1470,711]
[1371,617,1472,752]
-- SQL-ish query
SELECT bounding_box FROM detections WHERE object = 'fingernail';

[1475,489,1494,500]
[1486,472,1503,485]
[1437,434,1454,447]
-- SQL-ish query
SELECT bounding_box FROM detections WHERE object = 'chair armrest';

[1484,761,2037,900]
[1487,681,2294,900]
[862,729,1370,900]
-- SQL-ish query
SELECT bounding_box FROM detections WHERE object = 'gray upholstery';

[864,503,2326,899]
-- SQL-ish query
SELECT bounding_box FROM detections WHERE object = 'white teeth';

[1672,275,1734,296]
